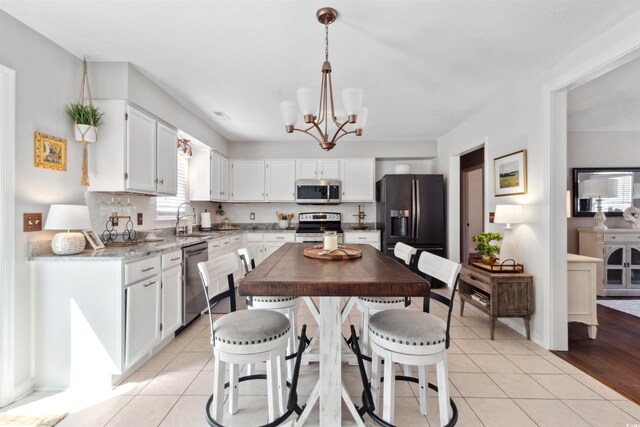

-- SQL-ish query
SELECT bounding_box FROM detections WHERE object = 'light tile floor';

[2,295,639,426]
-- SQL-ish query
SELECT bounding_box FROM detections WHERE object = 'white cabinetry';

[207,239,222,297]
[578,228,640,296]
[231,160,266,201]
[567,253,600,339]
[341,159,375,202]
[220,156,229,201]
[90,101,178,195]
[296,159,341,180]
[189,149,229,202]
[266,160,296,201]
[263,233,295,257]
[344,231,380,250]
[242,233,265,266]
[161,251,183,339]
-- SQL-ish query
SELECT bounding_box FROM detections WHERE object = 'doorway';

[460,147,484,264]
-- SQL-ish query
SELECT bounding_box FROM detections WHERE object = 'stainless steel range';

[295,212,344,244]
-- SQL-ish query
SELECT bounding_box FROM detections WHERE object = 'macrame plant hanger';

[76,58,96,187]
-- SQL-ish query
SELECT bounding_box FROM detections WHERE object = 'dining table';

[238,242,430,426]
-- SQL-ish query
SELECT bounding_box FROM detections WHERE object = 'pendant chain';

[325,24,329,61]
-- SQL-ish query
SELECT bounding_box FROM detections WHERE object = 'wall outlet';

[489,212,495,223]
[250,213,255,221]
[23,213,42,232]
[137,212,143,225]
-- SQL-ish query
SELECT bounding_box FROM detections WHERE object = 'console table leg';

[524,316,531,340]
[490,317,496,340]
[459,295,465,316]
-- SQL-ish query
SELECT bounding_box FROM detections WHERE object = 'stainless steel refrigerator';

[376,175,446,281]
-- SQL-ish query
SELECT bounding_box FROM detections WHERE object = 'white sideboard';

[567,253,601,339]
[578,228,640,297]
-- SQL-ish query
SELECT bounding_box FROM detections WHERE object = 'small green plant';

[472,232,503,259]
[65,103,104,127]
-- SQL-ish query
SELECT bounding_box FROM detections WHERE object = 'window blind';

[156,154,189,220]
[602,175,632,213]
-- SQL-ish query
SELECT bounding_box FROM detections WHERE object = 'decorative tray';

[471,260,524,273]
[304,247,362,260]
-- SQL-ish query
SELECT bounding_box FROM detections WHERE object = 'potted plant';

[65,103,103,143]
[472,232,503,264]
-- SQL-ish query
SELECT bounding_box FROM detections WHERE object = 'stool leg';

[277,349,287,416]
[247,363,254,376]
[382,350,395,423]
[418,364,428,416]
[436,356,450,427]
[403,364,412,377]
[266,349,278,422]
[371,350,381,411]
[212,350,225,424]
[229,363,239,415]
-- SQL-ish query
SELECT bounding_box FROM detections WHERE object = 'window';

[602,174,633,213]
[156,154,189,220]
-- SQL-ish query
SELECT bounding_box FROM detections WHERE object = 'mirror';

[572,168,640,217]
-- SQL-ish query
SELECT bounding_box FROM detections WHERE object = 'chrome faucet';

[176,202,197,236]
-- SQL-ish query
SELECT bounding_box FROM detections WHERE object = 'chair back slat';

[237,247,253,275]
[394,242,417,266]
[417,251,461,288]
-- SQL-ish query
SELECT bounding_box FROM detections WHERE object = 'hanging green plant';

[472,232,503,264]
[65,103,104,127]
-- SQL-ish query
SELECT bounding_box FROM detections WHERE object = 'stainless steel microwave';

[296,180,341,204]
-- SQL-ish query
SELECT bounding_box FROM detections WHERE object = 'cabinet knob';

[159,179,164,185]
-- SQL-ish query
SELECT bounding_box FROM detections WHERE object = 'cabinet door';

[220,157,229,201]
[231,160,265,201]
[161,266,182,338]
[126,106,157,193]
[341,159,375,201]
[156,122,178,196]
[318,159,340,179]
[603,245,626,289]
[627,245,640,288]
[247,243,264,266]
[266,160,296,201]
[296,160,318,180]
[125,275,161,368]
[210,152,221,201]
[264,242,286,258]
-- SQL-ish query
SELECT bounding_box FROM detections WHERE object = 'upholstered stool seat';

[213,309,290,348]
[369,309,446,351]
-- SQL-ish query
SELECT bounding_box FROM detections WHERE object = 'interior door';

[461,166,484,263]
[126,106,157,193]
[155,122,178,196]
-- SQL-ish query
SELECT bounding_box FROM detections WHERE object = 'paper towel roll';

[201,212,212,229]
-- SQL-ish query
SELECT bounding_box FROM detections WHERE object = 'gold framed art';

[494,149,527,196]
[34,132,67,172]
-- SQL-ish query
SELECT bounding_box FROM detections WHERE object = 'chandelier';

[279,7,368,151]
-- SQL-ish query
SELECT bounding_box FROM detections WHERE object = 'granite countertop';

[342,223,379,231]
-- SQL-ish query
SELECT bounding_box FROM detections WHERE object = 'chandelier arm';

[333,129,357,143]
[291,127,323,144]
[328,72,337,122]
[317,71,326,126]
[330,120,352,142]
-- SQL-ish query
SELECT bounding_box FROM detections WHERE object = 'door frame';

[0,64,16,407]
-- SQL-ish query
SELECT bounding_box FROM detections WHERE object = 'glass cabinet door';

[603,245,626,288]
[628,245,640,288]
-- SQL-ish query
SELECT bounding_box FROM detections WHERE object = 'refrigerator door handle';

[416,178,421,238]
[411,178,416,238]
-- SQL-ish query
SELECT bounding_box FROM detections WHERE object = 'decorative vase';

[74,124,97,143]
[482,254,497,265]
[278,220,289,229]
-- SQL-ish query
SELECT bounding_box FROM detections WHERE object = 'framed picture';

[494,149,527,196]
[83,230,105,250]
[34,132,67,172]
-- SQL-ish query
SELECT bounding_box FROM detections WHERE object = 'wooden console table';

[458,264,533,340]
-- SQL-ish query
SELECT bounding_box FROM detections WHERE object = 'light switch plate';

[250,213,255,220]
[24,213,42,232]
[489,212,495,223]
[137,213,143,225]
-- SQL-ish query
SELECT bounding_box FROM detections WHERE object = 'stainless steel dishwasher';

[182,241,208,326]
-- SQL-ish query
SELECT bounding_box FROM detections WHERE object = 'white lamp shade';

[296,88,318,116]
[341,88,363,115]
[356,107,368,129]
[633,183,640,199]
[582,178,618,198]
[494,204,523,225]
[279,101,298,126]
[45,204,92,231]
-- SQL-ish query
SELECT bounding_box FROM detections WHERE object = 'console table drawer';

[604,233,640,243]
[459,269,491,293]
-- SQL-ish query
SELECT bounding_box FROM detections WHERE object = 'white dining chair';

[238,246,300,379]
[367,250,461,427]
[198,252,291,425]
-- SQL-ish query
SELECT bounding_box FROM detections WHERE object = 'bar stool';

[238,247,300,378]
[355,242,417,373]
[198,252,305,426]
[358,250,460,427]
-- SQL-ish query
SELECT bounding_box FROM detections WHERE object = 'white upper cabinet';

[126,106,157,193]
[210,151,222,201]
[296,159,341,180]
[266,160,296,201]
[231,160,266,201]
[318,159,341,180]
[341,158,375,202]
[189,149,228,202]
[155,122,178,195]
[220,157,229,201]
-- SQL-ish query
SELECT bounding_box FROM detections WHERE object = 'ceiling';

[2,1,640,143]
[568,56,640,131]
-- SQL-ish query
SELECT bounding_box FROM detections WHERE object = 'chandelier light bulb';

[297,88,318,120]
[342,88,363,119]
[356,107,368,130]
[280,101,298,128]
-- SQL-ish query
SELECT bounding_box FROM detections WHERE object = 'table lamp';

[494,204,523,264]
[581,178,618,230]
[45,204,92,255]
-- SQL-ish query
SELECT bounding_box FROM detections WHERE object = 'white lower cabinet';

[260,233,295,258]
[161,265,183,339]
[242,233,265,266]
[125,274,162,369]
[344,231,381,250]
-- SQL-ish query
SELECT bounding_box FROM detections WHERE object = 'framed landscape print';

[34,132,67,172]
[494,149,527,196]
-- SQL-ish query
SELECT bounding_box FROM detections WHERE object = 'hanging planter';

[66,58,103,186]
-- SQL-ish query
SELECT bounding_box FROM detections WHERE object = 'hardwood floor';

[553,303,640,405]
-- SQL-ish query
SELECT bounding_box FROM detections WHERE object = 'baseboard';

[12,378,34,402]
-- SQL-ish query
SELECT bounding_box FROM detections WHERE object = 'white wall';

[434,11,640,349]
[0,11,84,395]
[567,130,640,253]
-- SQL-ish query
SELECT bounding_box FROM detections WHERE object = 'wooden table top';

[238,243,429,297]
